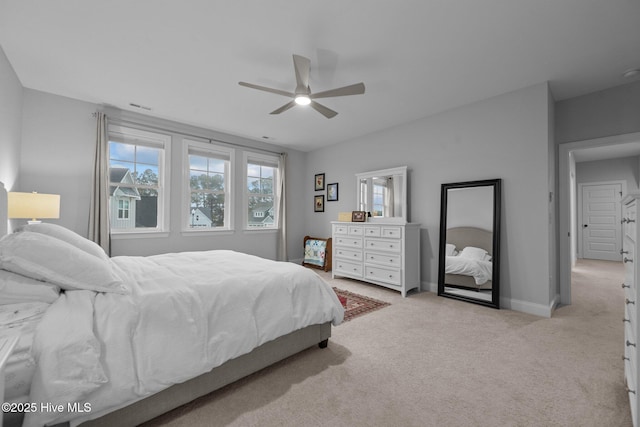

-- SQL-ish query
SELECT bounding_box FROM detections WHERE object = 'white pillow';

[0,270,60,304]
[459,246,491,261]
[19,223,108,260]
[0,232,127,294]
[445,243,458,256]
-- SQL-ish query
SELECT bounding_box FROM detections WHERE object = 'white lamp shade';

[8,192,60,221]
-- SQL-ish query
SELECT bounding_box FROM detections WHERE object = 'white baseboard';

[421,280,554,318]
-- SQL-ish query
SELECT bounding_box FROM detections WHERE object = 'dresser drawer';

[365,265,401,286]
[626,202,637,242]
[348,226,364,236]
[364,226,381,237]
[365,238,401,253]
[365,251,401,268]
[625,243,635,290]
[335,260,363,277]
[333,224,349,235]
[626,298,637,336]
[381,226,402,239]
[335,248,363,261]
[335,236,363,249]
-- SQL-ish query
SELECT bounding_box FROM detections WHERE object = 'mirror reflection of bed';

[444,226,493,302]
[438,179,501,309]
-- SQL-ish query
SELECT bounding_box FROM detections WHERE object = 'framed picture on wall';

[315,173,325,191]
[314,195,325,212]
[327,183,338,201]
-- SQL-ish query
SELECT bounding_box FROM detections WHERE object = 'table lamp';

[8,192,60,224]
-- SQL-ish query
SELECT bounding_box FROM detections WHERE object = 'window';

[117,200,130,219]
[245,152,279,229]
[184,140,233,231]
[108,125,170,232]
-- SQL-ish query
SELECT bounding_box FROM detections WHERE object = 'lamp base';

[27,220,42,225]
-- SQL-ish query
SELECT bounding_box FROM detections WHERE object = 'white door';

[581,183,622,261]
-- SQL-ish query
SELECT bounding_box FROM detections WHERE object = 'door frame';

[577,180,625,260]
[559,131,640,305]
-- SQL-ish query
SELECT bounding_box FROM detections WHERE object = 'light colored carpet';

[143,259,631,427]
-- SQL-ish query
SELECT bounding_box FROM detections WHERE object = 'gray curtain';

[88,112,111,255]
[277,152,287,261]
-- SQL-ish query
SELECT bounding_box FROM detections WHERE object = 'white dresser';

[623,194,640,426]
[331,221,420,297]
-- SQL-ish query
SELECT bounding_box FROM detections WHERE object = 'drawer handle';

[624,257,634,263]
[624,318,631,323]
[629,219,636,223]
[388,274,393,278]
[627,385,637,395]
[621,250,630,255]
[353,254,358,257]
[622,283,631,289]
[389,244,394,248]
[627,340,636,347]
[624,356,630,361]
[389,259,394,263]
[627,299,635,305]
[623,218,629,224]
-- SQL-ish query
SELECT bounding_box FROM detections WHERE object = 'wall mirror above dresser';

[356,166,407,223]
[438,179,501,309]
[332,166,420,297]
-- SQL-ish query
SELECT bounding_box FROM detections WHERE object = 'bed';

[0,181,344,427]
[444,227,493,291]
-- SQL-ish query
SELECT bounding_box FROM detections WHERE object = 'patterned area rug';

[333,288,390,321]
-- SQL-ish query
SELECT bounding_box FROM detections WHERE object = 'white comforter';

[24,250,344,427]
[445,255,493,285]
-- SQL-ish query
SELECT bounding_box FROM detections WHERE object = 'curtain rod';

[95,113,284,156]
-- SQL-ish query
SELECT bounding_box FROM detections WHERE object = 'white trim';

[500,295,557,318]
[182,139,235,232]
[559,131,640,305]
[111,231,170,239]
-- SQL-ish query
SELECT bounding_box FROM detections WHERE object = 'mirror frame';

[355,166,408,223]
[437,179,501,309]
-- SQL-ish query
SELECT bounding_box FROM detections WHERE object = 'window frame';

[108,125,171,236]
[182,139,235,233]
[243,151,280,231]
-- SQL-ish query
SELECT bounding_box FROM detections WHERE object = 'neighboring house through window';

[245,152,279,229]
[184,139,233,231]
[108,125,170,232]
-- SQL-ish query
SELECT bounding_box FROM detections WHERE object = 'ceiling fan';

[239,54,365,119]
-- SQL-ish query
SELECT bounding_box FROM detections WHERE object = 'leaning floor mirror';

[437,179,501,309]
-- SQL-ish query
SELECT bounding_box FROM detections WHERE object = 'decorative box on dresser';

[623,193,640,426]
[331,221,420,297]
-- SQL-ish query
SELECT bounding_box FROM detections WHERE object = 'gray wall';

[16,89,310,260]
[576,157,639,192]
[0,46,22,192]
[555,80,640,144]
[305,82,554,314]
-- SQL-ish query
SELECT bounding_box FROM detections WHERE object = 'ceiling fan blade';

[310,82,365,99]
[270,100,297,115]
[292,54,310,92]
[239,81,295,98]
[310,101,338,119]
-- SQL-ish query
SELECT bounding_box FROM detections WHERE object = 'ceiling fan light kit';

[239,54,365,118]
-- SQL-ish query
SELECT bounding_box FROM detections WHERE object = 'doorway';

[559,131,640,305]
[579,182,623,261]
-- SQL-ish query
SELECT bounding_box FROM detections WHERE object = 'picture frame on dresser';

[351,211,366,222]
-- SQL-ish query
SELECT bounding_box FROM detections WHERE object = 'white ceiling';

[1,0,639,152]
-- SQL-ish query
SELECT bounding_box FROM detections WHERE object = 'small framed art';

[352,211,366,222]
[314,195,325,212]
[327,183,338,201]
[315,173,325,191]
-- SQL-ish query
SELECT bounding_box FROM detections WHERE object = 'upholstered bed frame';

[0,181,332,427]
[445,226,493,290]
